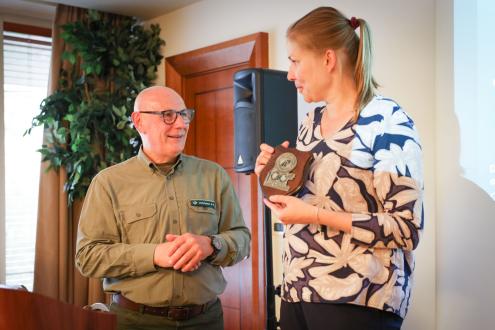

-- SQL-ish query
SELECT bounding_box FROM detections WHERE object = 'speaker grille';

[234,106,258,173]
[233,68,297,173]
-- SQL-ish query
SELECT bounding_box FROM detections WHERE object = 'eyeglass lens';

[163,109,194,124]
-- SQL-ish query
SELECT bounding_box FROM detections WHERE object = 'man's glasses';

[140,109,195,125]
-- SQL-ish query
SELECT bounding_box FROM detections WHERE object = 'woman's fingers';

[255,144,276,176]
[255,142,291,176]
[260,143,275,153]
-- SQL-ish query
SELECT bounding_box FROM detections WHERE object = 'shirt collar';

[137,147,183,175]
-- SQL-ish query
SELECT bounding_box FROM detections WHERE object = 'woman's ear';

[324,49,337,72]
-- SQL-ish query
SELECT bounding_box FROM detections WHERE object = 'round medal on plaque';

[259,145,313,198]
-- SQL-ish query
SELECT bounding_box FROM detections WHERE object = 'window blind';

[3,30,51,290]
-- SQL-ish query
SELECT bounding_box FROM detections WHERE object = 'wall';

[148,1,436,329]
[436,0,495,329]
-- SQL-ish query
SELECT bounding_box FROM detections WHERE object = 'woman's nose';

[287,68,295,82]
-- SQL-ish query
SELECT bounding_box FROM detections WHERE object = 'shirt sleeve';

[75,176,157,278]
[209,168,251,267]
[350,111,424,251]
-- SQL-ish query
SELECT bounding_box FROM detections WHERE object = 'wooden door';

[166,33,268,330]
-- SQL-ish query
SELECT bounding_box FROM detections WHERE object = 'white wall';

[148,1,436,329]
[436,1,495,329]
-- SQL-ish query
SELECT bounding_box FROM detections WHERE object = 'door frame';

[165,32,268,330]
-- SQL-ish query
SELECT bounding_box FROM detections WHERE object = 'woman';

[255,7,423,330]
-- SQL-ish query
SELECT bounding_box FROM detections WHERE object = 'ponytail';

[353,18,378,119]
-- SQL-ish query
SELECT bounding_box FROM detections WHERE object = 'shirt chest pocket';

[186,200,218,235]
[119,203,158,243]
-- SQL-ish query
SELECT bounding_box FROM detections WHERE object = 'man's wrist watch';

[208,235,222,261]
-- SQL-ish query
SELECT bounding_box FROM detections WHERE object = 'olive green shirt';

[75,148,251,306]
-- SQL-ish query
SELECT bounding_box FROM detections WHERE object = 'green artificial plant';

[26,9,165,204]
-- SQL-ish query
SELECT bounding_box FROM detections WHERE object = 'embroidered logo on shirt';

[190,199,216,209]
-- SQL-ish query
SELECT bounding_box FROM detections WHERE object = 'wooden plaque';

[259,145,313,198]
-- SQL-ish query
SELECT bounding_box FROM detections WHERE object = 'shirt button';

[136,213,141,217]
[169,196,174,200]
[173,219,178,224]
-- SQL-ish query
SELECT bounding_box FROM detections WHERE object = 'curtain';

[33,4,112,306]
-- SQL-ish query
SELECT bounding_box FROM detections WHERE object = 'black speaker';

[233,68,298,173]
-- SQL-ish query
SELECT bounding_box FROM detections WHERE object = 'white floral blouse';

[283,95,424,319]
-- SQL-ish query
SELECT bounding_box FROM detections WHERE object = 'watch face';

[212,236,222,250]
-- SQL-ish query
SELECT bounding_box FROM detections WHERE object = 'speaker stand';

[264,206,279,330]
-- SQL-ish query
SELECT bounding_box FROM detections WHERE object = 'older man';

[76,86,251,330]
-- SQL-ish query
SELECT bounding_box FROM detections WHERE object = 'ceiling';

[0,0,204,21]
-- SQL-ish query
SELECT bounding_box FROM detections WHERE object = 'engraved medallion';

[259,145,314,198]
[263,152,298,191]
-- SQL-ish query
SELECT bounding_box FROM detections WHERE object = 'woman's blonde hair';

[287,7,378,118]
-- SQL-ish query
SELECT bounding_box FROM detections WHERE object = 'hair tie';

[349,16,360,30]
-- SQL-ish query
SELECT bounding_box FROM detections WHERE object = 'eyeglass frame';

[139,108,195,125]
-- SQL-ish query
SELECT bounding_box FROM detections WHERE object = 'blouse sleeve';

[350,108,424,251]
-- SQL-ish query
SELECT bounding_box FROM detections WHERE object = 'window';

[1,23,51,290]
[454,0,495,199]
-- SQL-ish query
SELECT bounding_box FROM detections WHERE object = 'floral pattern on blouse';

[282,95,424,318]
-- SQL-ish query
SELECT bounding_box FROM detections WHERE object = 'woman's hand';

[264,195,317,225]
[254,141,289,177]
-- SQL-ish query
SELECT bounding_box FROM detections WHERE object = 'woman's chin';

[300,92,323,104]
[302,94,314,103]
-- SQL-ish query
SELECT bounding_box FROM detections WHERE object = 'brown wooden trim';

[166,32,268,77]
[3,22,51,38]
[165,61,183,98]
[3,35,51,47]
[252,32,269,68]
